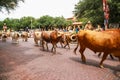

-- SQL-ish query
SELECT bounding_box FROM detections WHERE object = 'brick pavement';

[0,38,120,80]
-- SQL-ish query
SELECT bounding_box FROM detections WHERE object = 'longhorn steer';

[74,29,120,68]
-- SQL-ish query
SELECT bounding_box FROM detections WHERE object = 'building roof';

[72,22,82,25]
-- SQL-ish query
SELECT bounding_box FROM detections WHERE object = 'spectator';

[25,27,29,32]
[3,23,7,32]
[95,24,103,32]
[84,21,94,30]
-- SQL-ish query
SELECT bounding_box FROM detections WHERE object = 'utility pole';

[31,19,32,30]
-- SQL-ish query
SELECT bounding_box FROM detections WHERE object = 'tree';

[53,16,70,29]
[20,16,35,30]
[38,15,54,30]
[108,0,120,23]
[73,0,120,27]
[3,18,20,31]
[0,15,73,31]
[0,0,24,13]
[0,21,4,30]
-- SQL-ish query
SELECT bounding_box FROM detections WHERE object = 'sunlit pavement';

[0,38,120,80]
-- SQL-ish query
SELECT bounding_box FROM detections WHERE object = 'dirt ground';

[0,38,120,80]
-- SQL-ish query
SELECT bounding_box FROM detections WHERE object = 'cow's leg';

[42,40,45,51]
[67,42,70,49]
[74,42,79,55]
[52,43,56,54]
[79,45,86,63]
[39,39,42,46]
[60,42,63,48]
[64,43,67,48]
[21,36,24,41]
[118,57,120,61]
[51,43,54,52]
[17,38,19,43]
[34,38,38,45]
[46,43,49,51]
[64,42,70,49]
[99,53,109,68]
[25,37,28,42]
[109,54,114,60]
[54,44,56,54]
[98,52,102,57]
[55,44,57,47]
[63,41,67,48]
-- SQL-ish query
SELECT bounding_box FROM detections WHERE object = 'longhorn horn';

[70,34,77,42]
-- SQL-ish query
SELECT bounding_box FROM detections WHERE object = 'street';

[0,38,120,80]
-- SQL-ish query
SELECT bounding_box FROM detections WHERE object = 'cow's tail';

[73,34,79,55]
[74,42,79,55]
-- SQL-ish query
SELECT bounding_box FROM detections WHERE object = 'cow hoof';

[100,65,104,68]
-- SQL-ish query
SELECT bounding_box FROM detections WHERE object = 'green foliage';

[0,21,4,30]
[0,0,24,13]
[37,15,71,30]
[0,16,72,31]
[3,18,20,30]
[20,16,35,29]
[53,17,65,28]
[108,0,120,23]
[73,0,120,27]
[38,15,54,30]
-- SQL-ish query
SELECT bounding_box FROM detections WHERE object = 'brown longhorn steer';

[34,31,42,46]
[21,32,28,42]
[74,29,120,68]
[41,30,63,54]
[11,32,20,43]
[59,32,77,49]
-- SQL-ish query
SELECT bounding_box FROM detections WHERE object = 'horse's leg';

[99,52,109,68]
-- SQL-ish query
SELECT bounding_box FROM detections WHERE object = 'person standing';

[25,27,29,32]
[84,21,94,30]
[3,23,7,32]
[95,24,103,32]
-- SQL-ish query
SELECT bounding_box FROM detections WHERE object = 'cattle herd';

[0,28,120,68]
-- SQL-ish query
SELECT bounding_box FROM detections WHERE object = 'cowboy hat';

[87,21,91,24]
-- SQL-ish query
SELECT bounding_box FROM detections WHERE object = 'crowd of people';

[1,21,104,38]
[61,21,104,34]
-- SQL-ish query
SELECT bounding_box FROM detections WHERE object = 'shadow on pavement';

[69,57,120,71]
